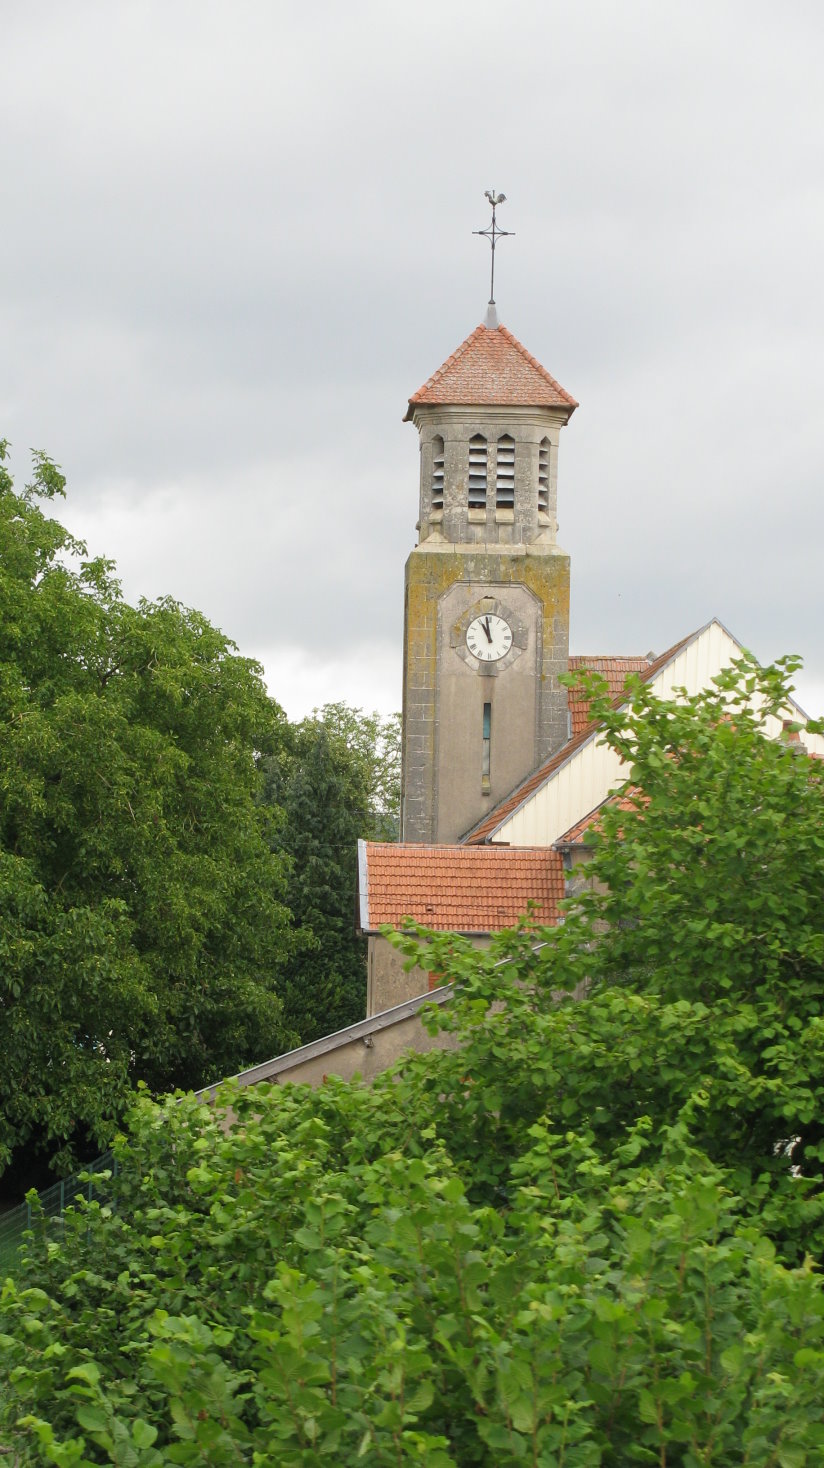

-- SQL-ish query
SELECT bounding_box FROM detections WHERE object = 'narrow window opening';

[495,434,515,508]
[482,701,491,791]
[468,434,487,509]
[431,435,444,511]
[538,438,550,515]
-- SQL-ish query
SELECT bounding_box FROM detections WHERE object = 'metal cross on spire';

[473,190,514,307]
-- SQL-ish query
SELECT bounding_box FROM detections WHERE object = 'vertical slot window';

[468,434,488,509]
[431,435,444,511]
[538,438,550,515]
[495,434,515,508]
[482,701,491,790]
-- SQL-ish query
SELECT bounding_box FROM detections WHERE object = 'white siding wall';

[803,728,824,757]
[493,622,820,848]
[500,734,623,849]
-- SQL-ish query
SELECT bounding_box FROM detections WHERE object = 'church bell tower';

[400,303,577,844]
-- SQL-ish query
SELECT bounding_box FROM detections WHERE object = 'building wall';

[400,399,573,846]
[401,544,570,843]
[494,622,746,848]
[366,935,431,1016]
[260,1008,458,1087]
[414,405,565,549]
[367,932,491,1017]
[197,988,460,1104]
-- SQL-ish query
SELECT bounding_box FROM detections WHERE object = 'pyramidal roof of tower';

[404,322,578,419]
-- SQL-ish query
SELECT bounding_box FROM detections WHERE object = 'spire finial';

[473,190,514,311]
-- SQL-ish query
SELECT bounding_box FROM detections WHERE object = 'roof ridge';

[555,787,646,848]
[365,841,556,854]
[569,653,653,663]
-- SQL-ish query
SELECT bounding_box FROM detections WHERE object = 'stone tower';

[400,308,577,844]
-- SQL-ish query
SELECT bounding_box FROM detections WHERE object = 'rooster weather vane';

[473,190,514,306]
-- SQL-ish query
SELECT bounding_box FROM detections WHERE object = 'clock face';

[466,613,513,663]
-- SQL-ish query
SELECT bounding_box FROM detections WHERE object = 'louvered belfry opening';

[468,434,488,509]
[538,437,550,515]
[431,436,444,510]
[495,434,515,509]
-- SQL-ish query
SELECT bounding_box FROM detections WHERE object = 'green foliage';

[3,600,824,1459]
[3,1063,824,1464]
[396,655,824,1260]
[305,701,401,844]
[572,653,824,1259]
[262,703,400,1041]
[577,652,824,1012]
[0,443,296,1179]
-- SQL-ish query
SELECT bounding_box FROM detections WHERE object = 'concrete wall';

[412,404,567,549]
[367,932,491,1017]
[367,935,431,1016]
[437,579,556,843]
[401,544,570,844]
[195,986,459,1101]
[400,399,573,846]
[557,843,600,901]
[195,945,584,1106]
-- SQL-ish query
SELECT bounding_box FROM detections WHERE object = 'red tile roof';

[405,323,577,417]
[360,843,564,933]
[567,655,656,737]
[463,632,697,845]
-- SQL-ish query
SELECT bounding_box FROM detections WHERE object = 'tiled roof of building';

[464,631,696,845]
[359,842,564,933]
[405,323,577,416]
[567,655,656,737]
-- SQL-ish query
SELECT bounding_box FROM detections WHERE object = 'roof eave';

[404,398,577,424]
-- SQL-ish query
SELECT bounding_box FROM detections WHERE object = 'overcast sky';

[3,1,823,720]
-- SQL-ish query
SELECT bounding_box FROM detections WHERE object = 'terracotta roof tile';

[463,632,696,845]
[567,655,656,737]
[405,323,577,416]
[361,843,564,933]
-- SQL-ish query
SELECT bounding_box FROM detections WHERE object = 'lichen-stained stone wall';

[401,543,570,843]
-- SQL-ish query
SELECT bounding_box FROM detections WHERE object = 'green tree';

[397,653,824,1261]
[312,701,401,841]
[7,645,824,1462]
[0,443,296,1184]
[573,653,824,1257]
[3,1009,824,1464]
[262,704,400,1042]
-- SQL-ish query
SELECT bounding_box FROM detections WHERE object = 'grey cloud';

[2,0,822,718]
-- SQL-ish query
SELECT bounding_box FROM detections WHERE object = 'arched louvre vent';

[538,438,550,514]
[496,434,515,508]
[468,435,487,509]
[431,436,444,510]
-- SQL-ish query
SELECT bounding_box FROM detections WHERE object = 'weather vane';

[473,190,514,306]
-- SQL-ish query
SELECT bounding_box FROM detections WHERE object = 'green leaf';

[131,1419,158,1449]
[67,1362,102,1387]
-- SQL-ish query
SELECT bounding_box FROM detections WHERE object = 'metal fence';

[0,1150,116,1274]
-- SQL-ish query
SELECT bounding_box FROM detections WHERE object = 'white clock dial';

[466,613,513,663]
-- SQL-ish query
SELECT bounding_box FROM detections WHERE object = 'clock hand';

[483,617,493,642]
